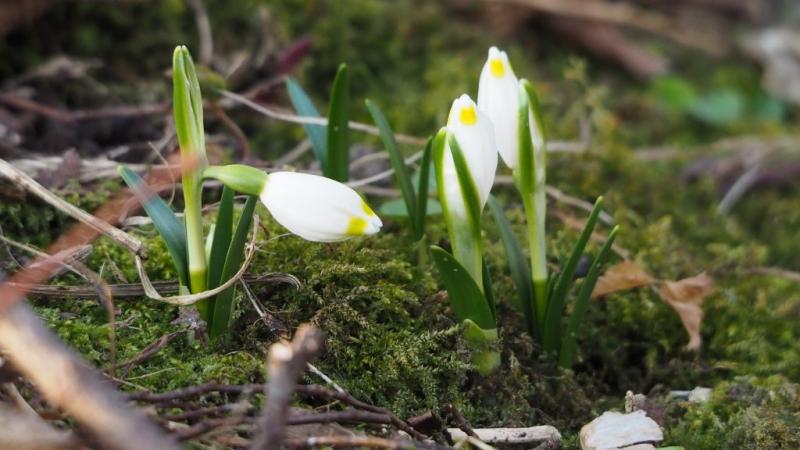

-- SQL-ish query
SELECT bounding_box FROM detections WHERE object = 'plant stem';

[184,173,207,294]
[450,217,483,293]
[521,185,547,327]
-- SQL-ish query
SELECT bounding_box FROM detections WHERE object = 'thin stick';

[0,158,143,255]
[250,325,323,450]
[186,0,214,65]
[133,214,260,305]
[220,90,427,146]
[0,302,179,450]
[284,435,446,450]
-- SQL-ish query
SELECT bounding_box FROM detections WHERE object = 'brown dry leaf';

[592,261,657,298]
[657,272,715,351]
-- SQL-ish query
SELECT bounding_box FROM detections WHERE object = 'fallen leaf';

[592,261,657,298]
[657,272,715,351]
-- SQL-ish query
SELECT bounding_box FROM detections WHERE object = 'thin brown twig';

[250,325,323,450]
[285,435,449,450]
[0,158,143,256]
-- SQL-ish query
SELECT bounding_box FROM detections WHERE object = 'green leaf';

[559,225,619,368]
[117,166,189,287]
[209,196,257,339]
[379,198,441,218]
[482,260,496,322]
[365,99,417,232]
[650,76,697,113]
[488,195,536,337]
[516,82,534,194]
[413,137,434,240]
[542,196,605,354]
[172,45,206,160]
[447,133,483,242]
[690,89,743,126]
[203,186,235,325]
[285,77,327,165]
[430,245,495,330]
[325,64,350,181]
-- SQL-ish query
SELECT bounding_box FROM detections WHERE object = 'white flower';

[477,46,520,169]
[442,94,498,218]
[259,171,382,242]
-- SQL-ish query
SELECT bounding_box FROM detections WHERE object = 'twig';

[220,90,427,146]
[133,214,260,305]
[0,302,179,450]
[10,273,294,299]
[210,101,251,159]
[493,0,726,54]
[0,92,167,122]
[186,0,214,65]
[250,324,323,450]
[284,435,447,450]
[293,385,427,440]
[716,162,763,216]
[442,404,477,438]
[107,330,184,375]
[0,158,143,256]
[750,266,800,282]
[447,426,561,444]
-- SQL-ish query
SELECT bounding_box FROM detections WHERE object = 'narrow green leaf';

[365,99,417,233]
[430,245,495,330]
[379,198,441,218]
[488,195,536,337]
[559,226,619,368]
[118,166,189,287]
[482,260,496,322]
[516,82,534,194]
[413,137,434,240]
[325,64,350,181]
[285,77,327,165]
[447,133,483,242]
[202,186,235,325]
[209,196,257,339]
[542,196,605,354]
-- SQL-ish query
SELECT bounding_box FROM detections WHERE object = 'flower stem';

[521,182,547,329]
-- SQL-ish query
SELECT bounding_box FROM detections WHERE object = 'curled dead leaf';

[591,261,656,298]
[657,272,715,351]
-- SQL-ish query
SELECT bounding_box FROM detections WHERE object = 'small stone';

[688,386,712,403]
[580,410,663,450]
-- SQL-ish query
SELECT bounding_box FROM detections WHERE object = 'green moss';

[667,376,800,450]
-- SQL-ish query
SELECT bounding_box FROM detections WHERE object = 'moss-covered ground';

[1,1,799,448]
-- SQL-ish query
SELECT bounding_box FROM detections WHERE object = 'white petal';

[477,46,520,169]
[444,94,498,215]
[259,172,382,242]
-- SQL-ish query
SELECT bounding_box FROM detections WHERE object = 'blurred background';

[2,0,800,263]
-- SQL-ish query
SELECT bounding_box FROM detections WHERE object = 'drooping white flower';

[442,94,498,218]
[477,46,520,169]
[202,165,381,243]
[259,172,382,242]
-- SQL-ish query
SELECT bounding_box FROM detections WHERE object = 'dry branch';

[0,302,179,450]
[250,325,323,450]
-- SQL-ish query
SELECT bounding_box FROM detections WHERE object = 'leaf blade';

[559,225,619,368]
[542,196,605,354]
[413,137,434,240]
[488,195,536,337]
[209,196,258,339]
[325,64,350,181]
[430,245,495,330]
[285,77,328,165]
[118,166,189,287]
[365,99,417,234]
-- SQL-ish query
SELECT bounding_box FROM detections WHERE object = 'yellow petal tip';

[489,57,505,77]
[459,105,477,125]
[346,216,368,236]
